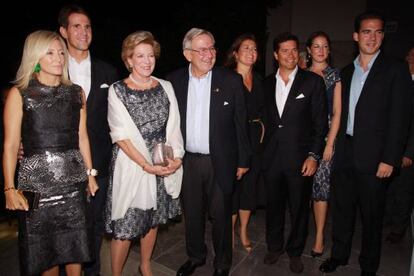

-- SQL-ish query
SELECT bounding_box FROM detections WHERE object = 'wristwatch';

[86,168,98,176]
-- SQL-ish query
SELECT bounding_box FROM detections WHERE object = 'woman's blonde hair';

[14,30,70,90]
[121,31,160,72]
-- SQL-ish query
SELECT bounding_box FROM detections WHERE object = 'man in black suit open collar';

[320,11,412,276]
[262,32,328,273]
[59,4,118,276]
[167,28,251,276]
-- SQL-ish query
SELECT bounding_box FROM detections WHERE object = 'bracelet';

[4,187,16,192]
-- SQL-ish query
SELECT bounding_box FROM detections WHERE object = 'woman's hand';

[5,189,29,211]
[322,144,334,162]
[144,163,175,176]
[166,158,182,173]
[87,176,99,196]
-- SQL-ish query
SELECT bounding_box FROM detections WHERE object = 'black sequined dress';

[17,79,93,275]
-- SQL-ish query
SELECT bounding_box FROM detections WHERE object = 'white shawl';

[108,76,184,220]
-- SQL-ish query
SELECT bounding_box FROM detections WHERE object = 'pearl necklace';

[129,74,152,87]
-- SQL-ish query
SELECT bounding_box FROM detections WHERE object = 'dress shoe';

[310,249,324,258]
[319,258,347,273]
[360,271,376,276]
[176,260,204,276]
[263,250,284,265]
[385,232,404,244]
[213,268,229,276]
[289,256,304,273]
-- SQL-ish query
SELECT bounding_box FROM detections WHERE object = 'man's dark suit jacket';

[335,53,412,173]
[262,69,328,171]
[166,67,251,194]
[85,57,118,178]
[402,80,414,160]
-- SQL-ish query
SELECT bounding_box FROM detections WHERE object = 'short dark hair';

[354,11,385,33]
[273,32,299,52]
[224,33,258,70]
[58,4,91,28]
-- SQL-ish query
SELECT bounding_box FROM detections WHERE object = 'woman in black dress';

[224,33,264,253]
[3,30,98,276]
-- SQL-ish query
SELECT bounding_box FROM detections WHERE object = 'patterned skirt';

[17,149,93,275]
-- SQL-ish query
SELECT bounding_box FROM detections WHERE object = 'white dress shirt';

[68,53,91,98]
[275,66,298,117]
[186,65,211,154]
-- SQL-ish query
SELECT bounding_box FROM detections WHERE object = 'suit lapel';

[358,53,385,104]
[269,76,280,121]
[87,57,97,110]
[177,68,189,139]
[281,69,303,119]
[210,68,220,135]
[341,65,354,120]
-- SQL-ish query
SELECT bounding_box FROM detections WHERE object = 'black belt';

[186,152,210,157]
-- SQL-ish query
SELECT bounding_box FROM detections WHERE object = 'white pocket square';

[295,93,305,99]
[100,83,109,88]
[224,101,229,106]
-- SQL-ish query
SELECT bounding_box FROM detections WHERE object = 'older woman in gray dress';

[105,31,184,276]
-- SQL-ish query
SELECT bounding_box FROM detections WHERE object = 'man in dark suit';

[262,32,328,274]
[167,28,251,276]
[319,12,412,276]
[386,46,414,244]
[58,5,118,276]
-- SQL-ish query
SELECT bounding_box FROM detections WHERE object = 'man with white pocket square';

[167,28,251,276]
[58,4,118,275]
[262,32,328,273]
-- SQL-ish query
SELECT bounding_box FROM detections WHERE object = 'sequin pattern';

[17,79,92,276]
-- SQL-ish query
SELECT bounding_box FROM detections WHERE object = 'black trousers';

[84,176,109,276]
[264,154,312,257]
[388,164,414,235]
[181,153,233,270]
[331,137,388,273]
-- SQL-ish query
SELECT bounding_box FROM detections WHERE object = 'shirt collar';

[275,65,298,82]
[188,64,212,80]
[353,50,380,71]
[68,51,91,65]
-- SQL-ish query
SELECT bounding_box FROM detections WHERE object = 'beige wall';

[266,0,366,75]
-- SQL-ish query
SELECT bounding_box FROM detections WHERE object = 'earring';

[34,63,41,73]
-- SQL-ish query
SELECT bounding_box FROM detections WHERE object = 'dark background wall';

[1,0,270,89]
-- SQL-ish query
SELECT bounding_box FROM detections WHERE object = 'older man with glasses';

[167,28,251,276]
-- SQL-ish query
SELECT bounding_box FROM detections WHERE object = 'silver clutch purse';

[152,143,174,166]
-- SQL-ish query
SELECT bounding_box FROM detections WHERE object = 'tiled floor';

[0,208,411,276]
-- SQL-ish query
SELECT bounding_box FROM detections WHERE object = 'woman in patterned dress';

[105,31,184,276]
[306,31,342,257]
[3,30,98,276]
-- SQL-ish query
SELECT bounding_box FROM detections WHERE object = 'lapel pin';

[212,88,220,93]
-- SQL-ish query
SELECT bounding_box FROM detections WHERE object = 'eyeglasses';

[186,47,217,56]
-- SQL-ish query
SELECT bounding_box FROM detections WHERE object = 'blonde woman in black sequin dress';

[3,30,98,276]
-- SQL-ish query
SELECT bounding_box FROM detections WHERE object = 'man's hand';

[401,157,413,168]
[301,157,318,176]
[236,167,249,180]
[376,162,393,178]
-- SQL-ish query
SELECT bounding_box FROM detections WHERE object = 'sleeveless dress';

[105,81,181,240]
[17,79,93,275]
[312,66,341,201]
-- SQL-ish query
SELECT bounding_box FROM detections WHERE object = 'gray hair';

[182,28,215,50]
